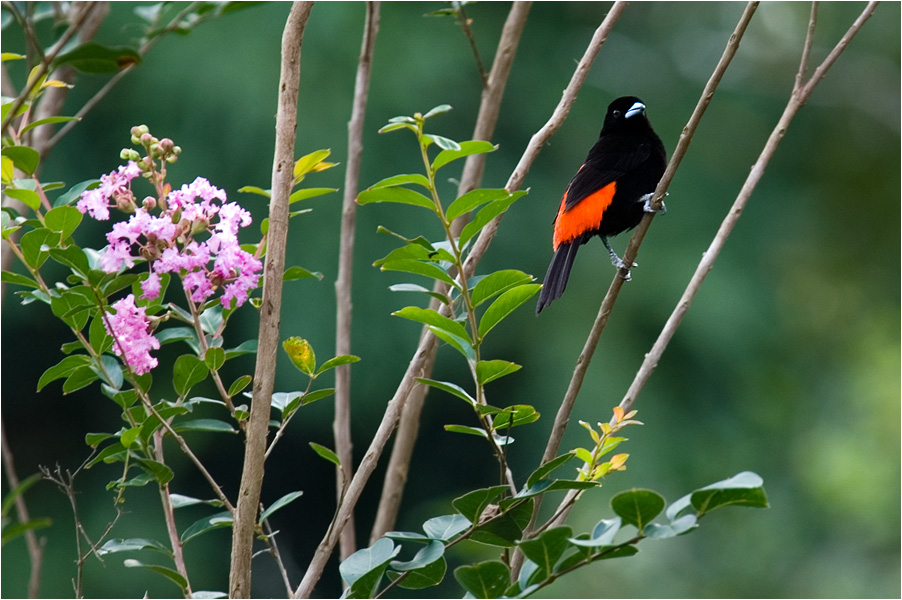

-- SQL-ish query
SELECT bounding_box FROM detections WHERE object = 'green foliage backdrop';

[2,2,899,598]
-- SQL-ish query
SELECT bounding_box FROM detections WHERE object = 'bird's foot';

[642,192,668,215]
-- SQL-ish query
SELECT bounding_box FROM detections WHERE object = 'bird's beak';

[625,101,646,119]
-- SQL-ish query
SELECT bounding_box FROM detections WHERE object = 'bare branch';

[229,3,315,597]
[1,418,45,599]
[619,0,878,414]
[334,0,381,563]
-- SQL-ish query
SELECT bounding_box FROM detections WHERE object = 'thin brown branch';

[370,0,533,544]
[334,0,380,563]
[229,3,315,597]
[539,0,759,469]
[1,418,45,599]
[153,430,193,598]
[619,0,878,415]
[795,2,819,93]
[455,2,488,88]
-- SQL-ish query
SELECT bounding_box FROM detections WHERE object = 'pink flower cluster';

[78,168,262,310]
[104,294,160,375]
[77,162,263,375]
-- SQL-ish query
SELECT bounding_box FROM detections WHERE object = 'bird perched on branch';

[536,96,667,314]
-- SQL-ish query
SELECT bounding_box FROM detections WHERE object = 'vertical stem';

[154,430,192,598]
[369,0,532,542]
[334,0,381,563]
[229,3,314,597]
[1,419,45,599]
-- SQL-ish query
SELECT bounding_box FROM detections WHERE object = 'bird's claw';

[642,192,668,215]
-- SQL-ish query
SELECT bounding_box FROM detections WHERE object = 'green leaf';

[180,511,233,544]
[123,559,187,593]
[62,366,99,394]
[293,149,333,181]
[341,538,399,599]
[691,471,769,516]
[172,419,236,434]
[301,388,335,406]
[260,491,303,521]
[224,339,257,359]
[423,104,452,119]
[20,115,80,135]
[20,228,61,268]
[315,354,360,376]
[644,514,698,538]
[1,473,42,517]
[453,560,510,599]
[228,375,252,397]
[389,539,444,572]
[50,246,90,278]
[389,283,448,305]
[289,187,337,204]
[477,283,542,339]
[422,514,470,541]
[2,146,40,175]
[393,306,469,342]
[432,140,497,173]
[459,191,527,247]
[283,337,315,376]
[416,378,475,406]
[610,488,666,533]
[52,43,141,74]
[44,206,82,239]
[490,404,539,430]
[2,518,52,546]
[470,499,533,547]
[237,185,270,198]
[37,354,91,391]
[135,458,173,485]
[172,354,209,397]
[4,188,41,211]
[445,188,510,222]
[526,453,577,489]
[423,134,460,151]
[1,270,38,289]
[369,173,431,190]
[476,360,522,386]
[568,517,622,547]
[471,270,533,307]
[54,179,99,207]
[309,442,341,467]
[120,426,141,448]
[518,526,573,577]
[452,485,508,523]
[428,325,476,362]
[204,347,226,371]
[283,266,323,281]
[444,424,487,438]
[381,259,458,288]
[357,186,436,211]
[97,538,171,557]
[394,553,446,590]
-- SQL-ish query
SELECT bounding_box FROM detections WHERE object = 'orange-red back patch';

[552,181,616,250]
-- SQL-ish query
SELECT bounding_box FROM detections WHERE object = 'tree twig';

[153,430,193,597]
[370,0,532,543]
[229,3,315,597]
[1,418,45,599]
[618,0,878,415]
[334,0,380,563]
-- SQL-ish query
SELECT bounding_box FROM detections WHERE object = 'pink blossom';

[77,161,142,221]
[140,272,162,300]
[104,294,160,375]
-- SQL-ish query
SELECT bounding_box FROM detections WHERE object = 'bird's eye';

[613,110,622,118]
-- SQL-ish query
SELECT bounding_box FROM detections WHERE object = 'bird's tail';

[536,239,582,314]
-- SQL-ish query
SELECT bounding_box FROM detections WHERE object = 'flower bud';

[142,196,157,210]
[159,138,174,153]
[140,132,153,146]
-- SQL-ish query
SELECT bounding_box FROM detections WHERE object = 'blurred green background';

[2,2,899,598]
